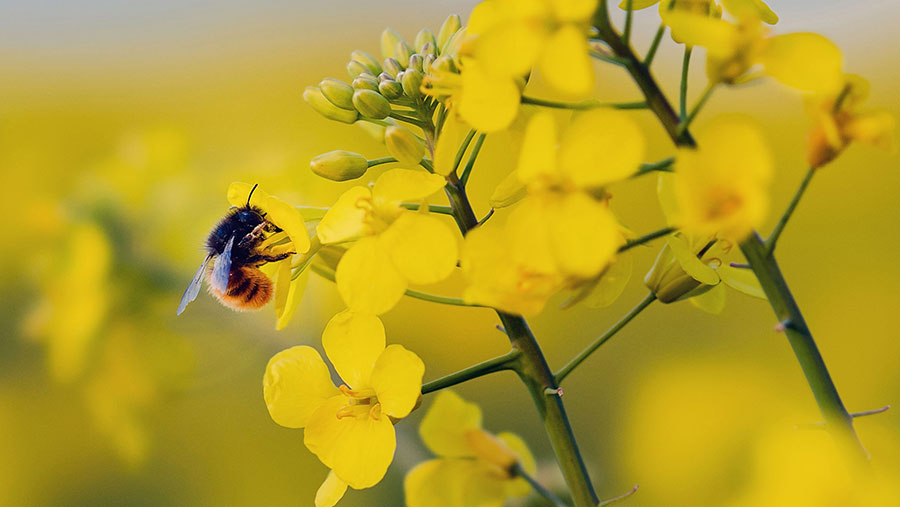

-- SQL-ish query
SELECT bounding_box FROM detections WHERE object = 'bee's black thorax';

[205,206,266,262]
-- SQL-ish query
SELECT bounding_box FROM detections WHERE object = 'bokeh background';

[3,0,899,505]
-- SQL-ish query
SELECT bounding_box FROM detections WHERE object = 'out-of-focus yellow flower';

[619,0,776,34]
[263,311,425,506]
[806,74,896,169]
[405,391,536,507]
[316,169,458,315]
[672,115,772,242]
[461,110,643,315]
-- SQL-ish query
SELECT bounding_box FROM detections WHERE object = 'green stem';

[452,129,477,175]
[589,49,629,67]
[555,293,656,384]
[309,263,477,307]
[421,350,520,395]
[765,167,816,255]
[679,47,692,120]
[598,485,640,506]
[460,133,486,187]
[522,96,647,111]
[418,158,434,172]
[618,226,675,253]
[632,156,675,178]
[678,82,715,136]
[367,157,396,167]
[514,463,568,507]
[400,203,455,216]
[622,0,634,45]
[644,24,666,67]
[389,112,425,127]
[740,233,866,459]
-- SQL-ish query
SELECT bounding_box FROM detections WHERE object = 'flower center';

[337,385,382,421]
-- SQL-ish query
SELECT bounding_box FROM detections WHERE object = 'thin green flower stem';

[399,203,455,216]
[460,133,486,187]
[389,111,425,127]
[598,485,640,506]
[367,156,396,167]
[618,226,676,253]
[513,463,568,507]
[555,293,656,384]
[421,350,521,395]
[418,158,434,172]
[851,405,891,418]
[521,95,647,111]
[679,47,692,119]
[589,49,629,67]
[443,171,600,506]
[678,82,716,136]
[643,24,666,67]
[308,263,477,307]
[765,167,816,255]
[631,156,675,178]
[593,0,867,460]
[622,0,635,45]
[477,208,495,227]
[451,129,477,175]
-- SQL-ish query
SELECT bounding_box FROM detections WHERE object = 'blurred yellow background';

[2,1,899,505]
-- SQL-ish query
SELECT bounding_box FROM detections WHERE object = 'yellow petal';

[657,172,679,226]
[582,253,633,308]
[420,390,483,457]
[689,282,726,314]
[405,459,505,507]
[459,65,521,133]
[317,186,371,245]
[304,395,396,489]
[718,263,765,299]
[667,234,720,285]
[381,213,458,285]
[489,170,527,208]
[315,471,348,507]
[335,237,407,314]
[264,195,311,254]
[664,12,737,56]
[474,21,543,78]
[274,260,309,330]
[721,0,778,24]
[844,111,896,150]
[547,193,621,278]
[434,114,470,177]
[322,310,385,388]
[559,109,645,187]
[505,196,558,274]
[618,0,659,10]
[539,25,594,96]
[761,33,843,94]
[372,169,446,206]
[497,432,537,497]
[552,0,599,20]
[516,111,558,185]
[263,346,339,429]
[227,181,270,208]
[370,344,425,419]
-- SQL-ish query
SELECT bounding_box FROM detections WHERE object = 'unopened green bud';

[408,54,424,73]
[431,55,455,74]
[352,75,379,92]
[310,150,369,181]
[438,14,462,50]
[384,126,425,167]
[377,72,393,82]
[441,29,465,58]
[383,58,402,78]
[394,41,414,69]
[381,28,404,60]
[423,54,436,70]
[350,50,382,75]
[303,86,358,124]
[420,42,436,57]
[644,237,725,303]
[347,60,369,79]
[352,89,392,119]
[378,79,403,100]
[414,28,437,54]
[319,78,354,110]
[401,69,424,99]
[356,120,389,143]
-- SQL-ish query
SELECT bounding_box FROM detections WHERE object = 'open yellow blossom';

[315,169,458,315]
[263,310,425,506]
[405,391,536,507]
[806,74,896,169]
[620,0,776,29]
[672,115,772,241]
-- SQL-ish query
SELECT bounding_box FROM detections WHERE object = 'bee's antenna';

[247,183,259,207]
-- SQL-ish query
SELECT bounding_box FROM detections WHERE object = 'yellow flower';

[263,310,425,506]
[671,115,772,242]
[405,391,536,507]
[806,74,896,169]
[315,169,458,315]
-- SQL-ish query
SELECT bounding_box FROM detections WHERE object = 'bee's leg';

[238,222,269,248]
[247,252,295,266]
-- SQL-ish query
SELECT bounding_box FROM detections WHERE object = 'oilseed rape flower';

[316,169,458,315]
[263,310,425,506]
[405,391,536,507]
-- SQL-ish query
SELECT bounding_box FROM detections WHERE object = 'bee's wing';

[209,235,234,294]
[176,253,213,315]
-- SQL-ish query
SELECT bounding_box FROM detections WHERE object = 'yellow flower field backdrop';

[2,0,899,505]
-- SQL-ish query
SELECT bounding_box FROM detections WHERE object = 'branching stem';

[765,167,816,255]
[421,350,520,394]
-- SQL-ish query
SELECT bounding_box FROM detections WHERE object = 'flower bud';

[346,60,369,79]
[383,58,402,78]
[384,126,425,167]
[310,150,369,181]
[401,69,424,99]
[303,86,358,124]
[414,28,437,54]
[644,237,725,303]
[437,14,462,50]
[378,79,403,100]
[352,75,379,92]
[380,28,404,60]
[423,54,435,71]
[319,78,354,110]
[408,54,424,73]
[806,122,841,169]
[464,429,519,478]
[356,120,389,143]
[377,72,393,82]
[350,50,382,76]
[420,42,436,57]
[352,89,392,119]
[441,29,465,58]
[430,55,455,74]
[394,41,414,69]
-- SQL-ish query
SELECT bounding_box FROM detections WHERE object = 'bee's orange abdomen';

[210,266,273,311]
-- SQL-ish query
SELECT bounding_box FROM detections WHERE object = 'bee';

[177,184,294,315]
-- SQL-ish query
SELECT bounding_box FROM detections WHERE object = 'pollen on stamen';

[369,403,382,421]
